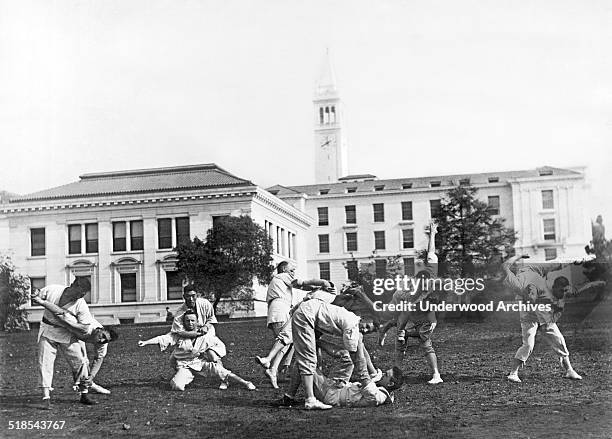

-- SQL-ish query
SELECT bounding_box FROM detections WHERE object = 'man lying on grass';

[139,309,256,391]
[278,335,402,408]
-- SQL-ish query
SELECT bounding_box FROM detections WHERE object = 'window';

[176,217,190,246]
[403,258,415,276]
[375,259,387,278]
[29,277,46,306]
[113,222,127,252]
[158,219,173,249]
[268,190,279,196]
[346,232,358,252]
[85,224,98,253]
[374,231,386,250]
[346,260,358,281]
[488,177,499,183]
[373,203,385,222]
[402,229,414,249]
[430,181,441,188]
[545,248,557,261]
[318,234,330,253]
[319,262,330,281]
[402,183,412,190]
[542,190,554,209]
[319,107,324,124]
[166,271,183,300]
[30,228,45,257]
[487,196,500,215]
[401,201,413,221]
[345,205,357,224]
[543,219,556,241]
[539,169,553,176]
[430,199,441,217]
[120,273,137,302]
[68,225,81,255]
[130,221,144,251]
[318,207,329,226]
[374,185,385,191]
[346,187,357,193]
[319,189,329,195]
[212,215,229,228]
[459,178,470,186]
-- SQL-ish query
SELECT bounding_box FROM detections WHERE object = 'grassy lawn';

[1,300,611,439]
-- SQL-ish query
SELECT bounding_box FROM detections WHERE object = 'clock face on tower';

[320,135,336,149]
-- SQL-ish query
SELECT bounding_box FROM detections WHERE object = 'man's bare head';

[183,286,197,309]
[376,367,404,391]
[182,310,198,331]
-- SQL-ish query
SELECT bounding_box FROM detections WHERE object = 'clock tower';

[314,50,348,183]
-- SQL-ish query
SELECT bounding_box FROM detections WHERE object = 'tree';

[0,254,31,331]
[175,216,274,311]
[429,185,517,278]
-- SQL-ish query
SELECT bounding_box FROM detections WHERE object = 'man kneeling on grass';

[138,310,256,391]
[279,336,403,408]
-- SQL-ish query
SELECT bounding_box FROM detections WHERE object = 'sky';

[0,0,610,221]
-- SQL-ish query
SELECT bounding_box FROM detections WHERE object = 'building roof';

[269,166,582,197]
[338,174,378,181]
[0,190,19,203]
[10,164,254,203]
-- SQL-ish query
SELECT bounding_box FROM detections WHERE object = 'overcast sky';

[0,0,610,221]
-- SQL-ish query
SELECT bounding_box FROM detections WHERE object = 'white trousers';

[38,336,89,390]
[515,322,570,363]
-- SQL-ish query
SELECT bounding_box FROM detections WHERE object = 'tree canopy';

[175,216,274,311]
[429,185,517,278]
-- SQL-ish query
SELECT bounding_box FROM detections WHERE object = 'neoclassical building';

[0,164,311,324]
[268,54,591,285]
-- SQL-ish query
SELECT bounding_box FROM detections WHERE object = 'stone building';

[0,164,311,324]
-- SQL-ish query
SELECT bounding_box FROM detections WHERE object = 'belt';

[42,317,62,327]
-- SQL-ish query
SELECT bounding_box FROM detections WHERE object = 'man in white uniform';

[503,255,582,383]
[291,292,378,410]
[36,277,96,408]
[31,291,118,395]
[257,261,331,388]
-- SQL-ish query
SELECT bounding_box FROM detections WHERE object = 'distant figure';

[592,215,606,243]
[165,307,174,323]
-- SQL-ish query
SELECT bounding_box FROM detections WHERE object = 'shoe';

[304,398,332,410]
[79,394,96,405]
[277,394,298,407]
[378,332,387,346]
[255,356,270,369]
[565,369,582,380]
[396,330,405,343]
[90,383,111,395]
[264,369,279,389]
[245,382,256,391]
[219,381,229,390]
[507,373,521,383]
[428,375,443,384]
[371,368,383,383]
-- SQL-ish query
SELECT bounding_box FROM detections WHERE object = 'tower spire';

[315,48,338,98]
[313,49,348,183]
